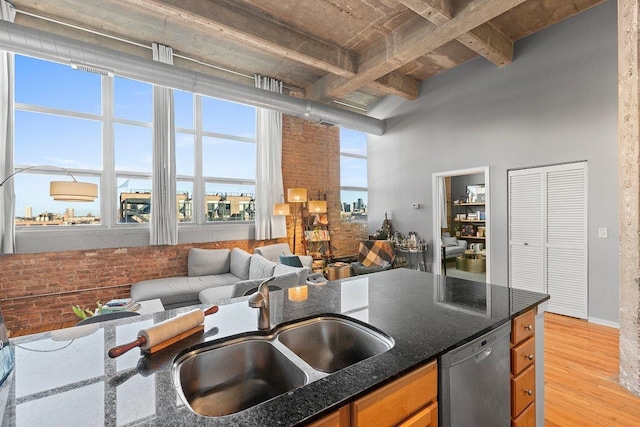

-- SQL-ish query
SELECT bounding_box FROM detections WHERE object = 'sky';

[12,54,367,219]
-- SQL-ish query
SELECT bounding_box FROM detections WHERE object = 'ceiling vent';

[71,62,114,76]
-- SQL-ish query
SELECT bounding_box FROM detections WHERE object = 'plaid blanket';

[358,240,394,267]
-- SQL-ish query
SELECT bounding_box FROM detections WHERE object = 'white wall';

[368,1,619,323]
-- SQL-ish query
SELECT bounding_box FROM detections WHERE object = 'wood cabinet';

[351,361,437,427]
[308,406,350,427]
[314,361,438,427]
[511,310,536,426]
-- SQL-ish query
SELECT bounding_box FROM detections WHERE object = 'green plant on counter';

[72,301,103,319]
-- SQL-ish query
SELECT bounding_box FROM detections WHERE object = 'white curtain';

[150,43,177,245]
[254,75,287,240]
[439,177,448,229]
[0,0,15,254]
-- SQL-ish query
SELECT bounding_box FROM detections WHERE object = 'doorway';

[432,167,490,283]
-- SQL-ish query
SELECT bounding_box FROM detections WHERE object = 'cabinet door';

[307,406,350,427]
[351,361,437,427]
[508,169,545,293]
[397,402,438,427]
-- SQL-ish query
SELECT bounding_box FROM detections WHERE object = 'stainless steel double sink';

[173,315,394,417]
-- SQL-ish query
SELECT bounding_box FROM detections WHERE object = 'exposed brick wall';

[1,112,368,335]
[0,238,284,334]
[281,115,368,258]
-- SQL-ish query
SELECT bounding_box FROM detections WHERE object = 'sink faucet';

[248,276,275,331]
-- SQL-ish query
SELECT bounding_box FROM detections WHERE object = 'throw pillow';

[442,236,458,247]
[279,254,303,267]
[188,248,230,277]
[361,250,383,267]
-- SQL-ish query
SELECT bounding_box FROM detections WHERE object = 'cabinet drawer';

[512,310,535,344]
[511,365,535,417]
[512,401,535,427]
[308,406,350,427]
[352,361,437,427]
[398,402,438,427]
[511,337,535,375]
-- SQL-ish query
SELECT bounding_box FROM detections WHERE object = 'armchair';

[441,232,468,259]
[351,240,395,276]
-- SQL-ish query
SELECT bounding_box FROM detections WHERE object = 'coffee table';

[455,253,486,273]
[134,298,165,315]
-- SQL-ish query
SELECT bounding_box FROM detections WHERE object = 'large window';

[339,128,368,223]
[14,56,102,226]
[13,55,256,230]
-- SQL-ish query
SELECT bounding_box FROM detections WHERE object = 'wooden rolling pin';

[108,305,218,358]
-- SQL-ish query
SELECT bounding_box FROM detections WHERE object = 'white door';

[545,164,588,318]
[508,169,545,293]
[508,163,588,319]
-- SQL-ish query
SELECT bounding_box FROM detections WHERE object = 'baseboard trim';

[588,316,619,329]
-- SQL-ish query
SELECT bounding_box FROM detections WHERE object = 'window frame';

[12,54,257,251]
[339,129,368,223]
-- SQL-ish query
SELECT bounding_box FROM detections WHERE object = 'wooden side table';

[327,262,352,280]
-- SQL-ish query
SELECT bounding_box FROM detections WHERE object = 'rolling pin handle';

[204,305,219,316]
[108,336,147,358]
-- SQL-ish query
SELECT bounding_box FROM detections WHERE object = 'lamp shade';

[308,200,327,214]
[273,203,291,216]
[50,181,98,202]
[288,285,308,302]
[287,188,307,203]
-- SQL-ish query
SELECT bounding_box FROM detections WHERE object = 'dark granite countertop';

[1,269,548,426]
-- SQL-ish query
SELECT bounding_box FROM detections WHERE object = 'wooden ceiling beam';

[119,0,418,101]
[399,0,513,67]
[308,0,526,102]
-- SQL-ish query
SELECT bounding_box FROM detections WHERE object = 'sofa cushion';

[230,248,252,280]
[274,263,309,284]
[198,286,235,305]
[249,254,277,279]
[232,271,302,298]
[188,248,230,277]
[254,243,291,263]
[279,254,303,267]
[442,236,458,246]
[131,273,240,307]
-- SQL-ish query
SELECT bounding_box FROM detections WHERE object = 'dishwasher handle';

[474,346,493,363]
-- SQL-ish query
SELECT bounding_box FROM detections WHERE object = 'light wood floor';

[545,312,640,426]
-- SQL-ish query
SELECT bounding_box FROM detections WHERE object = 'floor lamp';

[0,165,98,202]
[287,188,307,254]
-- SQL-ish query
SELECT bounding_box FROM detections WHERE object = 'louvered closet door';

[546,164,587,318]
[508,163,588,319]
[509,170,545,293]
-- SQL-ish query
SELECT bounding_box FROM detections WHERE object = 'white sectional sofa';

[130,247,308,309]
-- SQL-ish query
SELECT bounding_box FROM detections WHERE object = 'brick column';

[618,0,640,397]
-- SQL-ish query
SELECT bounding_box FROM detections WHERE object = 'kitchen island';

[1,269,548,426]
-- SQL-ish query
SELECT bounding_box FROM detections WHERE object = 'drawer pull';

[525,389,533,396]
[527,354,534,361]
[524,325,533,331]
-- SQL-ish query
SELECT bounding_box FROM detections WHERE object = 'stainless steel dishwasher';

[439,321,511,427]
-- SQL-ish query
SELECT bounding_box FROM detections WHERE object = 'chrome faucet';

[248,276,275,331]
